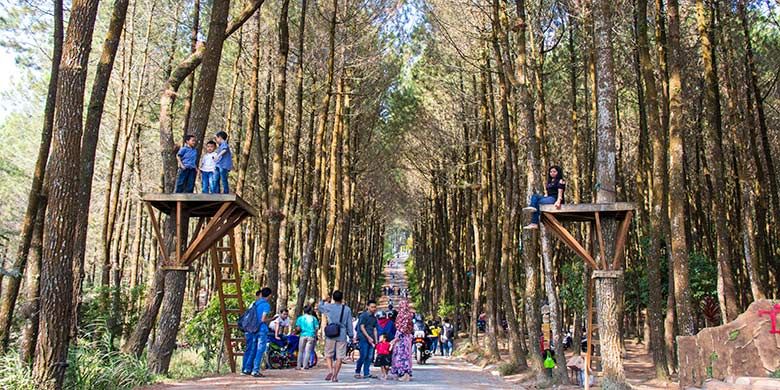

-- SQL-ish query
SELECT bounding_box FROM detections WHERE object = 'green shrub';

[64,341,152,390]
[0,351,36,390]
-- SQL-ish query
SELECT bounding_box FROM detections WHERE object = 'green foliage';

[770,369,780,379]
[64,342,152,390]
[437,301,455,319]
[728,329,740,341]
[559,261,585,313]
[689,252,718,302]
[404,256,423,309]
[0,351,36,390]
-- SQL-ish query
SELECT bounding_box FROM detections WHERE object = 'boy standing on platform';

[213,131,233,193]
[175,134,197,193]
[199,140,218,193]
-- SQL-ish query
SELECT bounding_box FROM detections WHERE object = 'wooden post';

[585,277,594,390]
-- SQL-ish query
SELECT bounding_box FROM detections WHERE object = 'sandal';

[325,373,333,381]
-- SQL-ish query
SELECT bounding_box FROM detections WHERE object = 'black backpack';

[324,304,345,339]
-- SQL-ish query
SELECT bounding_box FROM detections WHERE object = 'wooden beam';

[594,211,608,269]
[189,217,205,247]
[176,201,182,265]
[145,203,170,265]
[179,203,234,264]
[542,213,599,270]
[611,210,634,270]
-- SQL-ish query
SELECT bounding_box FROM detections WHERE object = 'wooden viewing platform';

[538,202,636,390]
[142,193,258,373]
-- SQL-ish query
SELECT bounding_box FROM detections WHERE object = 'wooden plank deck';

[141,193,258,218]
[539,202,636,222]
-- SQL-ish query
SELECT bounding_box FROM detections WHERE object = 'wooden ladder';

[210,228,246,373]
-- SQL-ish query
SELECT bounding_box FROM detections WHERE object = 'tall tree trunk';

[593,0,628,387]
[299,0,337,307]
[32,0,101,387]
[667,0,696,337]
[636,0,670,378]
[694,0,739,322]
[0,0,62,353]
[267,0,291,311]
[20,198,46,364]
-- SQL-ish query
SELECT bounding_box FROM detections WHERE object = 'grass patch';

[497,361,522,376]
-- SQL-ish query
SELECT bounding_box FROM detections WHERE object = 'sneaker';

[354,374,363,379]
[241,371,252,375]
[522,206,536,214]
[523,223,539,230]
[251,371,265,377]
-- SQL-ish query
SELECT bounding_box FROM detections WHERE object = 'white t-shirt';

[270,316,290,333]
[200,152,217,172]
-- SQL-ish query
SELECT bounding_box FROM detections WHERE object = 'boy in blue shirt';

[213,131,233,193]
[175,135,198,193]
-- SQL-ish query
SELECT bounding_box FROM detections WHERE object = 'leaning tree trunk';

[32,0,101,387]
[0,0,62,353]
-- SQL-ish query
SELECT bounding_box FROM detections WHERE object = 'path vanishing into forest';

[143,253,515,389]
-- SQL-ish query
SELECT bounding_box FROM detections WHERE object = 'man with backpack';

[440,318,455,357]
[318,290,354,383]
[240,287,273,377]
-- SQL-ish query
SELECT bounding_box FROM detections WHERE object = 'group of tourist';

[382,285,409,298]
[174,131,233,194]
[240,288,430,382]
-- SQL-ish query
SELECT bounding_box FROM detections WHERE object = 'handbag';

[324,304,345,338]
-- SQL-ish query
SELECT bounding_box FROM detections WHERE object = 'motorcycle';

[413,335,432,365]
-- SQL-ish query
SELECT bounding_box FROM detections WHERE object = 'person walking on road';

[295,305,319,370]
[355,299,379,379]
[318,290,354,383]
[391,299,414,381]
[440,318,455,357]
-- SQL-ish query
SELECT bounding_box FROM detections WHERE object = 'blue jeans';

[175,168,196,193]
[430,338,438,355]
[252,330,269,373]
[201,171,216,193]
[529,194,557,224]
[441,339,453,356]
[242,332,257,373]
[355,338,375,376]
[213,167,230,194]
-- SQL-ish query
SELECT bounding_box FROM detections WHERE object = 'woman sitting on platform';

[523,165,566,230]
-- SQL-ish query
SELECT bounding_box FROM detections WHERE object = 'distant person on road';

[354,299,379,379]
[429,320,441,355]
[295,305,319,370]
[318,290,354,383]
[213,130,233,193]
[391,299,414,381]
[440,318,455,357]
[523,165,566,230]
[175,134,198,193]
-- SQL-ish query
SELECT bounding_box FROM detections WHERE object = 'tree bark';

[32,0,101,387]
[667,0,696,337]
[267,0,291,311]
[593,0,628,386]
[0,0,62,353]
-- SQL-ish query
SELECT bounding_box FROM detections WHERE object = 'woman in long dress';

[391,299,414,381]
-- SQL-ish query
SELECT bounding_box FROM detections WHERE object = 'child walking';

[374,334,392,380]
[213,131,233,193]
[199,140,218,193]
[175,134,198,193]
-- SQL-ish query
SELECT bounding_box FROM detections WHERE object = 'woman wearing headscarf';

[391,299,414,381]
[377,311,396,342]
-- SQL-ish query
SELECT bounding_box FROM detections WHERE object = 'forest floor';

[143,252,678,389]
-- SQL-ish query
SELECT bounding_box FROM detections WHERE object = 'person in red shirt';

[374,334,392,380]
